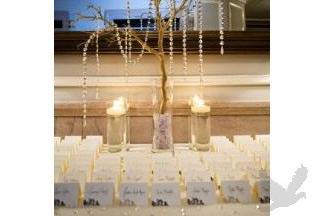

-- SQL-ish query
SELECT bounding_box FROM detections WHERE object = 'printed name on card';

[54,183,80,208]
[186,182,216,205]
[152,182,181,206]
[84,182,114,207]
[221,180,252,203]
[120,183,148,206]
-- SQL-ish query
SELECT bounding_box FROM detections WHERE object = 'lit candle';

[190,95,211,151]
[106,98,127,152]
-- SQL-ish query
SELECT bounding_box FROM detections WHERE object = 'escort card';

[54,183,80,208]
[221,180,252,203]
[84,182,114,207]
[152,182,181,206]
[255,180,270,203]
[186,182,216,205]
[120,183,148,206]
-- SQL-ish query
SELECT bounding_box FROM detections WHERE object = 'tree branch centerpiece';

[78,0,189,152]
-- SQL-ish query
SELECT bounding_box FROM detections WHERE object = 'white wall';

[54,53,270,103]
[55,54,270,76]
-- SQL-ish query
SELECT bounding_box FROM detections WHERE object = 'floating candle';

[190,95,211,113]
[106,98,127,116]
[107,98,127,152]
[190,95,211,151]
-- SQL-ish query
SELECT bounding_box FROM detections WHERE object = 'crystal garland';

[115,0,153,64]
[182,1,188,76]
[82,32,97,128]
[95,25,100,100]
[135,0,153,63]
[218,0,225,55]
[197,0,204,94]
[126,0,132,63]
[114,24,128,62]
[125,0,131,96]
[168,0,174,76]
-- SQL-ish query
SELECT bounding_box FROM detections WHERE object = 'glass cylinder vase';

[106,102,127,153]
[152,80,174,153]
[191,105,211,151]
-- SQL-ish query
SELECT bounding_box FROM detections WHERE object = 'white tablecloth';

[55,204,270,216]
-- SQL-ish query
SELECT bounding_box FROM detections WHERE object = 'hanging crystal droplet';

[218,0,225,55]
[95,30,100,100]
[197,0,204,95]
[81,32,96,128]
[168,0,174,76]
[182,1,188,77]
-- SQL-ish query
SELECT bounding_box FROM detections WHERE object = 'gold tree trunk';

[158,53,168,114]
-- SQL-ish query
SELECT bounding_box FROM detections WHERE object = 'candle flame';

[192,95,205,107]
[112,97,127,111]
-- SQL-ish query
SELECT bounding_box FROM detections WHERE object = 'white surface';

[55,204,270,216]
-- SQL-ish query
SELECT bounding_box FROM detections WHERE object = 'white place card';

[255,180,270,203]
[186,182,216,205]
[54,183,80,208]
[63,136,82,146]
[120,183,148,206]
[184,170,211,184]
[84,182,114,207]
[86,135,103,144]
[152,182,181,206]
[54,137,61,146]
[221,180,251,203]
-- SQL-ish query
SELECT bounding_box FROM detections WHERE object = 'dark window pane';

[54,20,63,28]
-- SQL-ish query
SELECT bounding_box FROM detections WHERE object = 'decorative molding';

[54,101,270,117]
[54,30,269,54]
[54,74,269,87]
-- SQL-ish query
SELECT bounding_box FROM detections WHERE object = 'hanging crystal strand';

[153,4,157,31]
[95,20,100,100]
[113,24,128,62]
[135,0,153,63]
[174,16,177,31]
[182,2,188,78]
[197,0,204,96]
[126,0,132,63]
[140,18,143,31]
[168,0,174,77]
[218,0,225,55]
[82,32,96,128]
[124,26,128,61]
[124,1,129,64]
